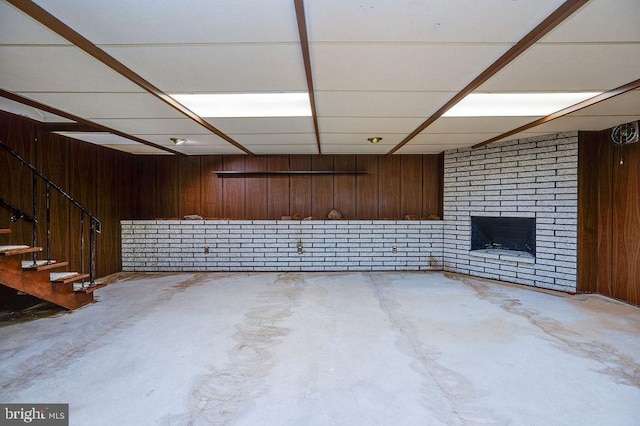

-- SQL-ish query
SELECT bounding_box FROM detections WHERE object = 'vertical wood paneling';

[0,112,36,245]
[290,155,312,217]
[378,156,402,219]
[156,156,179,218]
[201,156,224,218]
[356,156,379,219]
[179,156,202,217]
[245,156,268,219]
[68,139,97,273]
[401,155,422,218]
[577,131,601,294]
[38,134,70,266]
[334,155,356,219]
[311,155,334,218]
[135,156,157,219]
[223,156,245,219]
[423,154,443,218]
[578,129,639,306]
[612,141,640,306]
[96,146,120,276]
[267,156,290,219]
[119,153,138,219]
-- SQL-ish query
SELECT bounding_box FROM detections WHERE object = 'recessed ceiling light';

[170,137,187,145]
[368,137,383,144]
[443,92,601,117]
[170,93,312,118]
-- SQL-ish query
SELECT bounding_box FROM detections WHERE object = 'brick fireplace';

[443,132,578,292]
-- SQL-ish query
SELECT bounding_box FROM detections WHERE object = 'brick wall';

[443,132,578,292]
[121,220,444,272]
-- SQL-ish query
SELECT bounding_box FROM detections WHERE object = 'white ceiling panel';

[0,47,141,92]
[103,45,307,93]
[478,44,640,92]
[396,144,473,155]
[543,0,640,43]
[318,117,425,134]
[33,0,299,44]
[402,133,504,149]
[249,144,319,155]
[0,1,69,45]
[565,90,640,117]
[0,97,72,123]
[321,143,392,155]
[315,91,453,118]
[134,134,244,155]
[426,117,542,134]
[94,118,209,136]
[226,134,316,146]
[312,44,510,91]
[517,116,640,135]
[18,93,184,119]
[306,0,565,43]
[208,117,315,135]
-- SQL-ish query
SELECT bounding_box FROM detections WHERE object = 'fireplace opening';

[471,216,536,257]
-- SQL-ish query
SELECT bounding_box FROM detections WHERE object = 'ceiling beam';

[0,88,184,155]
[386,0,590,155]
[294,0,322,155]
[472,79,640,149]
[6,0,254,156]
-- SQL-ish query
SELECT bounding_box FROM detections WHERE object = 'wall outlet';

[204,246,209,254]
[392,246,397,253]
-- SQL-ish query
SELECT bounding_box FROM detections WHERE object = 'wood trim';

[6,0,253,156]
[386,0,590,155]
[214,170,366,176]
[0,88,183,156]
[473,79,640,149]
[294,0,322,155]
[42,123,102,133]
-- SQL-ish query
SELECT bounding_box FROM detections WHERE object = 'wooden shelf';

[213,171,366,176]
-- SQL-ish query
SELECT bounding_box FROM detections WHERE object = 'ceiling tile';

[312,44,509,91]
[478,44,640,92]
[0,46,141,92]
[543,0,640,43]
[33,0,300,44]
[104,45,307,92]
[18,93,184,119]
[315,91,453,118]
[306,0,565,43]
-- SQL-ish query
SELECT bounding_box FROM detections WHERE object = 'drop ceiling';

[1,0,638,156]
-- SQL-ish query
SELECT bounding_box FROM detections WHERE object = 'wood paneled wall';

[578,128,640,306]
[0,111,133,279]
[133,154,443,220]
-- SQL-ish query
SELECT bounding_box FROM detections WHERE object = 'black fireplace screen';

[471,216,536,256]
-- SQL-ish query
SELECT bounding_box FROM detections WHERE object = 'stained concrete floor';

[0,272,639,426]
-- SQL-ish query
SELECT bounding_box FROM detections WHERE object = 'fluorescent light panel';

[171,93,312,118]
[443,93,600,117]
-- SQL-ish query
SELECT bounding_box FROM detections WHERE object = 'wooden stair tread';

[22,260,69,271]
[0,228,11,234]
[74,283,107,293]
[0,245,42,256]
[50,272,90,284]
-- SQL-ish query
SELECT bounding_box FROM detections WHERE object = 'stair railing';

[0,139,102,286]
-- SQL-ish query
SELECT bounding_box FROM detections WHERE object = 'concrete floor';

[0,272,639,426]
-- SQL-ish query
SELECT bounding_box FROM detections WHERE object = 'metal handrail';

[1,139,101,285]
[0,197,36,223]
[0,140,102,233]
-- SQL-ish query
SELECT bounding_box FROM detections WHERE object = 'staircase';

[0,230,104,309]
[1,139,105,310]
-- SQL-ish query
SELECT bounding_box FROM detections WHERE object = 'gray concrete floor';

[1,271,639,426]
